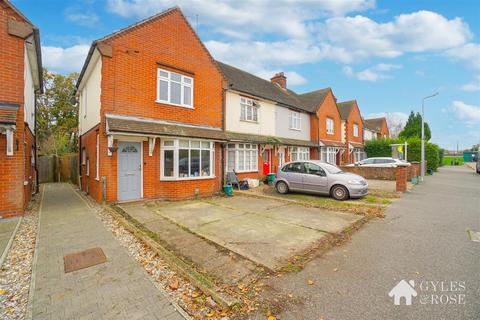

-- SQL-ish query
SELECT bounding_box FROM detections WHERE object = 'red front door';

[263,150,271,174]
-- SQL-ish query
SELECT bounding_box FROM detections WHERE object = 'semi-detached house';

[77,6,363,204]
[337,100,366,163]
[0,0,43,218]
[363,117,390,141]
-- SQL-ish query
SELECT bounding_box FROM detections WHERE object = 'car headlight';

[348,179,364,185]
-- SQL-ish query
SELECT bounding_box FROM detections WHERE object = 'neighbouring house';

[337,100,366,164]
[77,7,226,203]
[300,88,345,165]
[0,0,43,218]
[218,62,315,180]
[363,117,389,140]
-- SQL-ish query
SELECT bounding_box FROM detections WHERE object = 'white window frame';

[353,123,359,137]
[355,148,365,161]
[6,129,14,156]
[86,158,90,176]
[326,118,334,135]
[226,143,258,173]
[290,147,309,161]
[290,111,301,130]
[95,133,100,180]
[160,139,215,180]
[321,147,338,164]
[82,148,86,165]
[156,68,194,109]
[240,97,259,122]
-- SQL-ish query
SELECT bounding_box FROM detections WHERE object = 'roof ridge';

[337,99,356,105]
[300,87,331,96]
[217,61,285,91]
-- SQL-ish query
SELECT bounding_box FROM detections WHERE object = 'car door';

[282,162,304,190]
[302,162,328,193]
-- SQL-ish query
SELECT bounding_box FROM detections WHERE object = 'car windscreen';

[321,163,343,174]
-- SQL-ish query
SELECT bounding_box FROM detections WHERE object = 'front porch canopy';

[226,131,316,147]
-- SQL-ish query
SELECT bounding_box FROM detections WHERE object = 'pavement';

[262,165,480,319]
[0,217,20,266]
[29,183,187,320]
[131,196,362,270]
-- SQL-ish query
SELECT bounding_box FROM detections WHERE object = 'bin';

[267,173,276,185]
[223,184,233,196]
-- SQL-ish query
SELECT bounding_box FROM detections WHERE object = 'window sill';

[160,175,216,181]
[290,127,301,131]
[326,132,334,135]
[155,100,194,109]
[240,119,259,124]
[234,170,259,173]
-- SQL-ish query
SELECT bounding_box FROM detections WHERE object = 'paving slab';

[30,184,186,320]
[0,216,20,265]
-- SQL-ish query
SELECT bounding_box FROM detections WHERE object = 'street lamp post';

[420,92,438,181]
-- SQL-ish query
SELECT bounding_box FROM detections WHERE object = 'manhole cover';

[64,247,107,273]
[467,230,480,242]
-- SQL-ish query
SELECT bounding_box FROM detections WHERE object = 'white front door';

[278,148,285,169]
[118,141,142,201]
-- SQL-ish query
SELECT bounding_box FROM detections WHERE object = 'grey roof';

[226,131,316,147]
[298,88,331,113]
[218,61,330,113]
[364,117,386,132]
[337,100,356,120]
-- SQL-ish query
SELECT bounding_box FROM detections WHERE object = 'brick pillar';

[396,165,408,192]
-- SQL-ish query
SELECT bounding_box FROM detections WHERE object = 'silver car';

[345,157,410,168]
[275,160,368,201]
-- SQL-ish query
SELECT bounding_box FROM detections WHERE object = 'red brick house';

[77,7,226,203]
[337,100,366,164]
[0,0,43,218]
[364,117,390,140]
[300,88,345,165]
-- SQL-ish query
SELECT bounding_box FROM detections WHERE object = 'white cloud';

[66,12,99,26]
[460,75,480,92]
[343,63,401,81]
[107,0,375,39]
[41,45,90,74]
[450,101,480,124]
[319,11,472,62]
[445,43,480,71]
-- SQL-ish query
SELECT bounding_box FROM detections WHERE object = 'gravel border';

[0,191,41,320]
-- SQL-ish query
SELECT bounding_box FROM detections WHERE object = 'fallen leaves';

[168,278,179,290]
[307,279,315,285]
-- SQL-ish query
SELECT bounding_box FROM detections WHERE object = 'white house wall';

[275,106,310,141]
[24,46,35,133]
[225,91,275,136]
[364,129,374,141]
[78,51,102,135]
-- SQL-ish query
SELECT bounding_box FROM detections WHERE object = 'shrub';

[364,138,400,157]
[405,138,440,172]
[438,148,445,167]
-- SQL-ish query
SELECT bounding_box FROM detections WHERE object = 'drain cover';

[467,230,480,242]
[64,247,107,273]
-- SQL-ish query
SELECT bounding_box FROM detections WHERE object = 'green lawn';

[443,156,464,166]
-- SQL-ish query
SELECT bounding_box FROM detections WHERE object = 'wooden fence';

[38,153,78,184]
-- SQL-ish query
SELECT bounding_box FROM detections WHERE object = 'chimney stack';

[271,72,287,89]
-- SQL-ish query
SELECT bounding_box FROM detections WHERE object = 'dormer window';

[240,97,258,122]
[290,111,301,130]
[157,68,193,108]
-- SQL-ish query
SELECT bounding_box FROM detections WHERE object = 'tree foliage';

[398,111,431,141]
[404,138,440,172]
[37,69,79,155]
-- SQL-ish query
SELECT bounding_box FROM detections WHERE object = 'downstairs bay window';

[161,139,214,180]
[226,143,258,172]
[321,147,338,164]
[290,147,309,161]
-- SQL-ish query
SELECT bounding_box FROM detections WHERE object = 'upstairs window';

[353,123,359,137]
[157,68,193,108]
[240,97,258,122]
[326,118,334,135]
[290,111,301,130]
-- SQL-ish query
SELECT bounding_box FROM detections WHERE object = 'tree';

[398,111,431,141]
[37,69,79,155]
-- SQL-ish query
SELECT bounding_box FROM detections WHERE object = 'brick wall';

[0,2,29,217]
[340,166,397,180]
[79,125,102,202]
[317,90,342,142]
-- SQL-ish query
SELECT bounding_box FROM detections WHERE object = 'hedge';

[364,138,400,157]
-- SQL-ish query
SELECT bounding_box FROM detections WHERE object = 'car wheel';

[276,181,289,194]
[331,185,349,201]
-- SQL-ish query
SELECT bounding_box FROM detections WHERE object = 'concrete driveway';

[141,195,362,270]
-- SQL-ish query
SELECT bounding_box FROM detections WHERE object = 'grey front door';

[118,142,142,201]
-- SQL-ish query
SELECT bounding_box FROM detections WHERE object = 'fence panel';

[38,154,78,184]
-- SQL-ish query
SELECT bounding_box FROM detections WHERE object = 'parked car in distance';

[275,160,368,201]
[345,157,410,168]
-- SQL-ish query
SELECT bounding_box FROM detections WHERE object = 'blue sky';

[13,0,480,150]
